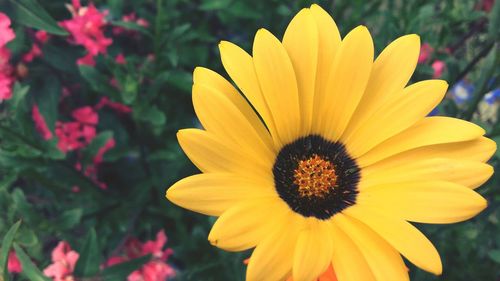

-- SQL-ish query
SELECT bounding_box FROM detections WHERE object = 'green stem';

[462,44,499,121]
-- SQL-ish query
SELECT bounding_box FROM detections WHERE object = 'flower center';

[273,135,360,220]
[293,154,337,198]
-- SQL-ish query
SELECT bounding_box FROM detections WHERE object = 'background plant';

[0,0,498,280]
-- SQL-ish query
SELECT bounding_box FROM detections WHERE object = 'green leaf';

[6,83,30,112]
[74,228,100,277]
[135,106,166,126]
[111,21,152,37]
[79,66,116,94]
[99,255,150,281]
[34,76,60,132]
[199,0,232,10]
[54,209,83,230]
[0,174,17,190]
[16,228,38,248]
[122,76,139,104]
[13,243,50,281]
[8,0,68,35]
[1,220,21,281]
[488,250,500,263]
[488,0,500,40]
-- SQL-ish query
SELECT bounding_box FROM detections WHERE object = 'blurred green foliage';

[0,0,499,280]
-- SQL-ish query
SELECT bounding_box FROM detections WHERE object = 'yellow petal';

[362,158,493,189]
[208,198,287,251]
[345,80,447,157]
[247,212,302,281]
[193,67,274,151]
[253,28,301,146]
[293,220,333,281]
[330,223,376,281]
[309,4,341,136]
[192,83,275,162]
[177,129,271,179]
[343,34,420,138]
[361,136,496,171]
[357,181,488,224]
[333,214,409,281]
[218,41,279,146]
[318,26,374,141]
[166,173,275,216]
[282,8,318,134]
[358,116,485,167]
[345,205,442,275]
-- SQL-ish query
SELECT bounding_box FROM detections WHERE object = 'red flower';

[115,53,126,64]
[32,105,53,140]
[7,251,22,274]
[72,106,98,125]
[95,97,132,114]
[94,138,115,164]
[418,43,433,64]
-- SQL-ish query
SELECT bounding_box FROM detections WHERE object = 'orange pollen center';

[293,154,337,198]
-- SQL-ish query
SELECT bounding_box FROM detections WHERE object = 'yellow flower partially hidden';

[166,4,495,281]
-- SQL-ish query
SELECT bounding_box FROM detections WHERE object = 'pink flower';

[115,53,126,64]
[35,30,50,44]
[128,261,175,281]
[32,105,53,140]
[77,53,96,66]
[43,241,79,281]
[432,60,446,78]
[72,106,98,125]
[0,13,15,102]
[105,256,127,267]
[418,43,433,64]
[7,251,22,274]
[0,72,13,101]
[60,0,112,65]
[141,230,172,261]
[95,97,132,113]
[104,230,175,281]
[0,13,15,48]
[23,44,43,62]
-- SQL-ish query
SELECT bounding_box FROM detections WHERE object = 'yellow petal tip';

[165,185,177,202]
[404,33,421,46]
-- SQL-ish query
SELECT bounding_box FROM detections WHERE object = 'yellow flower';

[166,4,495,281]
